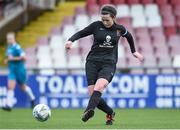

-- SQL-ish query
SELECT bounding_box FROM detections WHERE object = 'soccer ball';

[33,104,51,122]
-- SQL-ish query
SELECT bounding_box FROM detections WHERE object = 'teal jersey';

[6,43,25,69]
[6,43,27,85]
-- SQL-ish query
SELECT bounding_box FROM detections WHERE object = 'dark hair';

[101,4,117,17]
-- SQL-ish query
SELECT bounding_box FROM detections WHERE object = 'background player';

[2,32,35,111]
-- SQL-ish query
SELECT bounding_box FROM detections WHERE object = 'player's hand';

[8,55,14,61]
[65,41,73,51]
[133,51,144,62]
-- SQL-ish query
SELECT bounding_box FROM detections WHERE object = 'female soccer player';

[65,5,144,125]
[2,32,35,111]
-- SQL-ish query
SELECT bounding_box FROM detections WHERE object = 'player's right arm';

[65,21,98,50]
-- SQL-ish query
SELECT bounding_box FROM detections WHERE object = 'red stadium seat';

[164,26,177,38]
[155,0,168,6]
[87,0,97,5]
[159,5,173,17]
[174,5,180,17]
[127,0,140,5]
[141,0,154,5]
[87,4,100,15]
[98,0,111,6]
[170,0,180,6]
[112,0,126,5]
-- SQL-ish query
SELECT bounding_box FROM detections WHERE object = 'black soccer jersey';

[68,21,136,64]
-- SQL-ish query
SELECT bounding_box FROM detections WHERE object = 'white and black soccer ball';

[33,104,51,122]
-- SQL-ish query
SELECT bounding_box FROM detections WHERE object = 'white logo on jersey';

[103,35,112,46]
[99,35,114,48]
[99,28,105,30]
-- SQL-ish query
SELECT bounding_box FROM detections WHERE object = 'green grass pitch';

[0,109,180,129]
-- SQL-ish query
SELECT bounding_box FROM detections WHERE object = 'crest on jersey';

[117,29,121,36]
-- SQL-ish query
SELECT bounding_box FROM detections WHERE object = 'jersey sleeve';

[116,24,128,37]
[68,21,98,42]
[116,24,136,53]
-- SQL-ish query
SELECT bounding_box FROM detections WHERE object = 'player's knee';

[94,78,109,92]
[8,80,16,90]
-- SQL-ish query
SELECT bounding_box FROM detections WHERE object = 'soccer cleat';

[106,112,115,125]
[2,106,12,112]
[81,109,95,122]
[31,100,35,108]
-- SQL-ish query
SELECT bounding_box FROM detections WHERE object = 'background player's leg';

[88,85,113,115]
[7,80,16,107]
[21,84,35,107]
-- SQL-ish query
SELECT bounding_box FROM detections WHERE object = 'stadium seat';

[143,57,157,68]
[62,16,74,25]
[147,16,162,27]
[74,14,89,30]
[145,4,159,17]
[89,14,101,23]
[141,0,154,5]
[155,0,168,6]
[112,0,125,4]
[161,68,175,74]
[146,68,159,74]
[127,56,142,68]
[62,25,76,41]
[170,0,180,6]
[49,27,61,36]
[132,16,147,28]
[98,0,111,6]
[116,5,130,18]
[157,56,172,68]
[67,56,82,69]
[174,5,180,17]
[173,55,180,68]
[127,0,140,5]
[36,36,49,46]
[87,4,99,15]
[49,35,64,49]
[117,57,127,68]
[130,4,144,18]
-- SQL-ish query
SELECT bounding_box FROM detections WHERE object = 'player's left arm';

[118,25,144,62]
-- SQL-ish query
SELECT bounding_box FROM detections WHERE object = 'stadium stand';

[1,0,180,74]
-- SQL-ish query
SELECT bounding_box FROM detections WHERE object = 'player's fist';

[133,51,144,62]
[65,41,73,50]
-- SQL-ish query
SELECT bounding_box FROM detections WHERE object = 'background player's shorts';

[8,67,27,85]
[85,60,116,86]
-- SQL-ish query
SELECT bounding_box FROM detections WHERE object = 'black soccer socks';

[97,98,113,115]
[85,91,102,112]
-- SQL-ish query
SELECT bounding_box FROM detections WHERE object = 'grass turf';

[0,109,180,129]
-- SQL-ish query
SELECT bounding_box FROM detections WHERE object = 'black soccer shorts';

[85,60,116,86]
